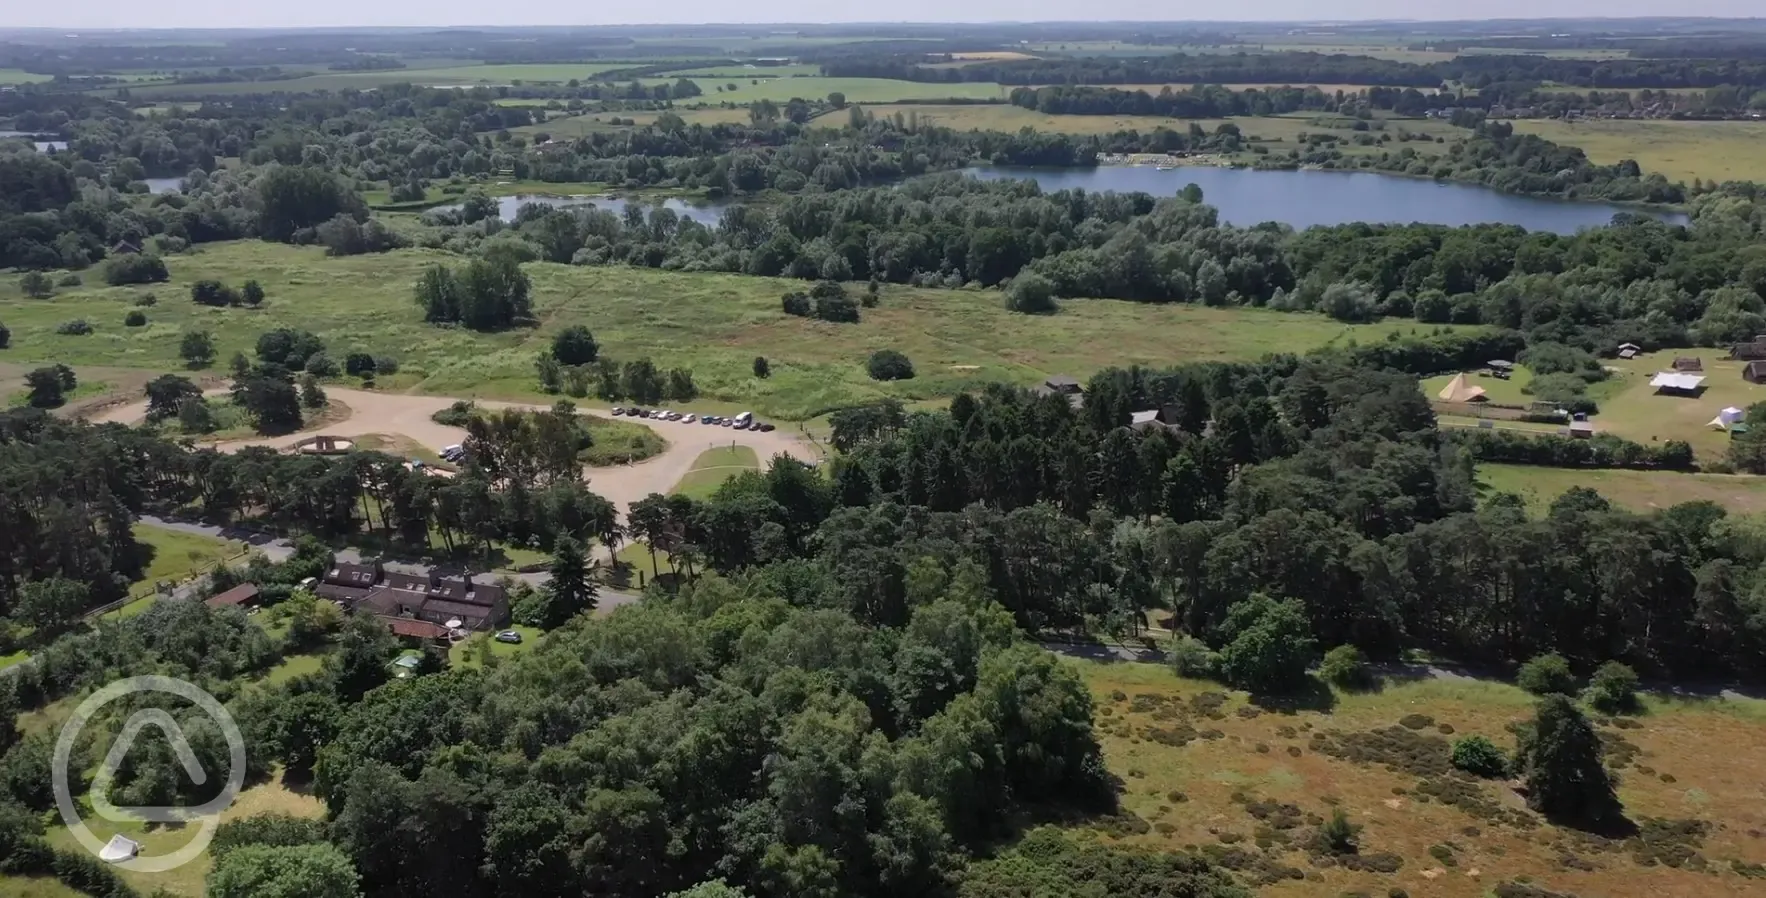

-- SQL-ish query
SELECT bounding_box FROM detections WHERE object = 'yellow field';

[1479,463,1766,515]
[1508,118,1766,185]
[1072,655,1766,898]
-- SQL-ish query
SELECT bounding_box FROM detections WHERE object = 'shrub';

[18,271,53,298]
[1169,635,1215,678]
[303,352,339,378]
[103,253,169,285]
[1450,735,1509,778]
[123,311,147,327]
[434,400,477,427]
[1517,652,1578,695]
[0,321,9,349]
[1319,808,1361,854]
[1585,661,1640,714]
[815,292,859,323]
[56,273,81,287]
[241,280,265,306]
[867,349,915,381]
[190,279,241,307]
[1005,272,1059,314]
[344,352,377,377]
[753,356,770,378]
[133,293,157,306]
[373,356,399,376]
[1319,644,1372,690]
[55,319,92,336]
[781,292,811,317]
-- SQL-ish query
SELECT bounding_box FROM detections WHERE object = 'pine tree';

[1519,694,1624,830]
[540,536,596,628]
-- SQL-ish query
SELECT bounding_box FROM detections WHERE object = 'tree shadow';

[1249,676,1338,714]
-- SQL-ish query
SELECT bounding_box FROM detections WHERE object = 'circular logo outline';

[52,675,247,873]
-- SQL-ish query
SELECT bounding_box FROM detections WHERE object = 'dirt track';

[92,386,817,516]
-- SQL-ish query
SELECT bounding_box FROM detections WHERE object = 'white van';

[733,411,753,428]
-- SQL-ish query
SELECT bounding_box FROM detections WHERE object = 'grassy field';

[0,241,1432,419]
[513,106,752,138]
[115,62,642,97]
[1585,353,1766,462]
[41,773,321,897]
[1070,655,1766,898]
[581,414,670,466]
[1507,119,1766,185]
[1421,366,1535,405]
[1479,463,1766,515]
[0,68,52,84]
[678,76,1010,105]
[661,64,823,77]
[670,444,761,499]
[134,522,245,587]
[450,624,541,667]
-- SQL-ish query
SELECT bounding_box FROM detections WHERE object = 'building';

[1746,361,1766,384]
[1672,357,1704,372]
[1032,374,1085,409]
[383,616,450,645]
[206,583,260,608]
[1617,342,1641,360]
[110,239,141,256]
[1569,421,1594,439]
[1129,406,1183,433]
[314,561,382,603]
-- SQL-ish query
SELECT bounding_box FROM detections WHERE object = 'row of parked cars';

[611,407,775,432]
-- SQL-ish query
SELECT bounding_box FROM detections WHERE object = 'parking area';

[610,406,777,433]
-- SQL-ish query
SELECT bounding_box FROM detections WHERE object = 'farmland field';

[0,68,52,84]
[677,76,1010,105]
[115,62,644,97]
[0,241,1434,419]
[658,64,823,77]
[1506,118,1766,185]
[1070,654,1766,898]
[1479,463,1766,515]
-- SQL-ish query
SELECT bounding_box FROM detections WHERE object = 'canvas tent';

[1436,373,1488,403]
[1722,406,1746,425]
[99,835,140,863]
[1650,371,1707,394]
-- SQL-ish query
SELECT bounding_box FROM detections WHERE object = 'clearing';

[677,76,1009,105]
[6,240,1427,419]
[669,444,762,499]
[133,521,247,587]
[1506,119,1766,185]
[1069,655,1766,898]
[1478,463,1766,515]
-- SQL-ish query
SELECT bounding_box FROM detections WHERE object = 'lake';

[0,130,67,152]
[965,165,1688,233]
[439,194,729,226]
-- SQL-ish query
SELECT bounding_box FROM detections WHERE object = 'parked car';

[494,630,523,644]
[703,416,720,425]
[683,414,697,423]
[758,422,775,432]
[610,407,626,416]
[720,419,733,427]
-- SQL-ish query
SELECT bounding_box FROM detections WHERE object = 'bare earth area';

[90,385,816,517]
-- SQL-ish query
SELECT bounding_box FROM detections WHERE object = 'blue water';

[966,165,1688,233]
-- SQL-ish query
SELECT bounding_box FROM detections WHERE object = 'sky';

[9,3,1764,31]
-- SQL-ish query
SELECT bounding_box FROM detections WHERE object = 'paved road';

[97,386,818,519]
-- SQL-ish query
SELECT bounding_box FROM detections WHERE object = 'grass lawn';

[259,650,326,685]
[42,772,321,897]
[133,522,245,587]
[582,414,669,466]
[1,240,1430,420]
[661,64,823,78]
[0,878,91,898]
[449,625,541,668]
[670,445,761,499]
[1508,118,1766,185]
[1068,654,1766,898]
[117,62,640,98]
[1479,463,1766,515]
[0,68,52,84]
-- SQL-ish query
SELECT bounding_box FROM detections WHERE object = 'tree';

[103,254,169,286]
[145,374,201,422]
[180,330,216,367]
[124,310,147,327]
[257,165,367,243]
[24,364,70,406]
[753,356,770,378]
[1318,808,1361,854]
[19,271,52,298]
[1519,694,1624,829]
[1318,644,1372,690]
[233,374,304,432]
[16,576,89,634]
[325,613,395,703]
[667,367,697,401]
[458,257,532,331]
[207,843,361,898]
[1517,652,1578,695]
[535,353,563,393]
[551,325,598,366]
[621,358,664,405]
[299,374,328,409]
[0,321,8,349]
[827,91,847,109]
[344,352,377,378]
[1214,594,1316,694]
[1004,272,1058,314]
[179,396,217,433]
[241,280,266,306]
[413,265,463,324]
[539,536,596,627]
[1586,661,1640,713]
[868,349,915,381]
[257,328,325,370]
